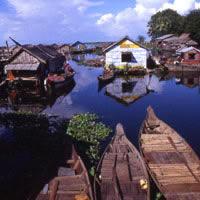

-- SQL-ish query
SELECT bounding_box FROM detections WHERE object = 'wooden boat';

[98,70,115,83]
[139,106,200,199]
[36,145,93,200]
[94,123,150,200]
[45,72,75,89]
[45,63,75,89]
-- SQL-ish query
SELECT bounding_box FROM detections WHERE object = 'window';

[188,78,194,85]
[122,81,137,93]
[188,53,196,60]
[122,52,132,62]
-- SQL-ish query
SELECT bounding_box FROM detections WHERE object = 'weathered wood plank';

[139,106,200,200]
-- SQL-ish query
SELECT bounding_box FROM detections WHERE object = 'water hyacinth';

[66,112,112,173]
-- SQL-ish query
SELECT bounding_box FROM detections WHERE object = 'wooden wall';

[11,51,39,64]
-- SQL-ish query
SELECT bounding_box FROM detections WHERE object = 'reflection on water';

[0,54,200,199]
[161,72,200,90]
[71,53,102,63]
[104,75,163,105]
[0,80,76,114]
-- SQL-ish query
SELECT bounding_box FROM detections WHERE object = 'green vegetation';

[137,35,146,44]
[148,8,200,44]
[93,49,103,55]
[66,113,112,175]
[148,9,184,40]
[184,9,200,44]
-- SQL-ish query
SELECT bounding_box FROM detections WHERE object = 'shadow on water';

[0,79,78,200]
[0,112,92,200]
[0,79,76,113]
[0,114,71,200]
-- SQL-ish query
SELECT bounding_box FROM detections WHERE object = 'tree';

[147,9,184,40]
[184,9,200,44]
[137,35,146,44]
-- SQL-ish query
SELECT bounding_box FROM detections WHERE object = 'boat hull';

[139,106,200,200]
[94,123,150,200]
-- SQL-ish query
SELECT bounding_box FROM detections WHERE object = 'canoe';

[45,72,75,89]
[94,123,150,200]
[36,145,93,200]
[98,70,115,83]
[139,106,200,199]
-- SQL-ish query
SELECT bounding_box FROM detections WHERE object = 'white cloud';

[195,2,200,8]
[88,13,102,18]
[0,0,104,45]
[7,0,45,18]
[8,0,104,18]
[161,0,196,14]
[96,0,200,39]
[96,13,114,25]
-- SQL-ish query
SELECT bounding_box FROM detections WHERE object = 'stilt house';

[4,39,65,85]
[177,46,200,64]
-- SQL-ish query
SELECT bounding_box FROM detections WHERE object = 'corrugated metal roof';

[5,63,40,71]
[156,34,174,40]
[177,46,200,53]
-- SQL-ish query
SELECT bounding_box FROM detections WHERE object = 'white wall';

[105,39,147,68]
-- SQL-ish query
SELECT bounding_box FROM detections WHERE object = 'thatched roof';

[37,44,61,58]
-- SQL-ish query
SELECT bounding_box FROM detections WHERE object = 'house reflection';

[71,54,85,62]
[0,80,76,113]
[104,75,161,105]
[161,72,200,89]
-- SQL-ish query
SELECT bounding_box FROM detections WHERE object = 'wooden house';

[4,41,65,85]
[55,44,70,55]
[155,33,198,50]
[177,46,200,64]
[71,41,85,50]
[103,36,148,69]
[154,34,174,47]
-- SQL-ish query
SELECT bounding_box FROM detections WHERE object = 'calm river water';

[0,54,200,199]
[44,57,200,155]
[1,54,200,154]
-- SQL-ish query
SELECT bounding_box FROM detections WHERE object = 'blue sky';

[0,0,200,46]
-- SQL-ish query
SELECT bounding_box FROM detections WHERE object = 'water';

[1,55,200,156]
[42,59,200,157]
[1,55,200,199]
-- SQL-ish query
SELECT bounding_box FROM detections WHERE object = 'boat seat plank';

[50,182,87,191]
[52,175,85,186]
[165,193,200,200]
[146,152,184,164]
[101,181,147,200]
[57,167,75,176]
[164,183,200,193]
[158,176,197,185]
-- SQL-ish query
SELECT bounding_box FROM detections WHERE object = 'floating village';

[1,29,200,200]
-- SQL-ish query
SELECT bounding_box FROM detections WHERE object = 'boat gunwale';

[94,123,150,200]
[138,107,200,199]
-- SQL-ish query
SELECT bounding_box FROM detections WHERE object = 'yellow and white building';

[104,36,147,69]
